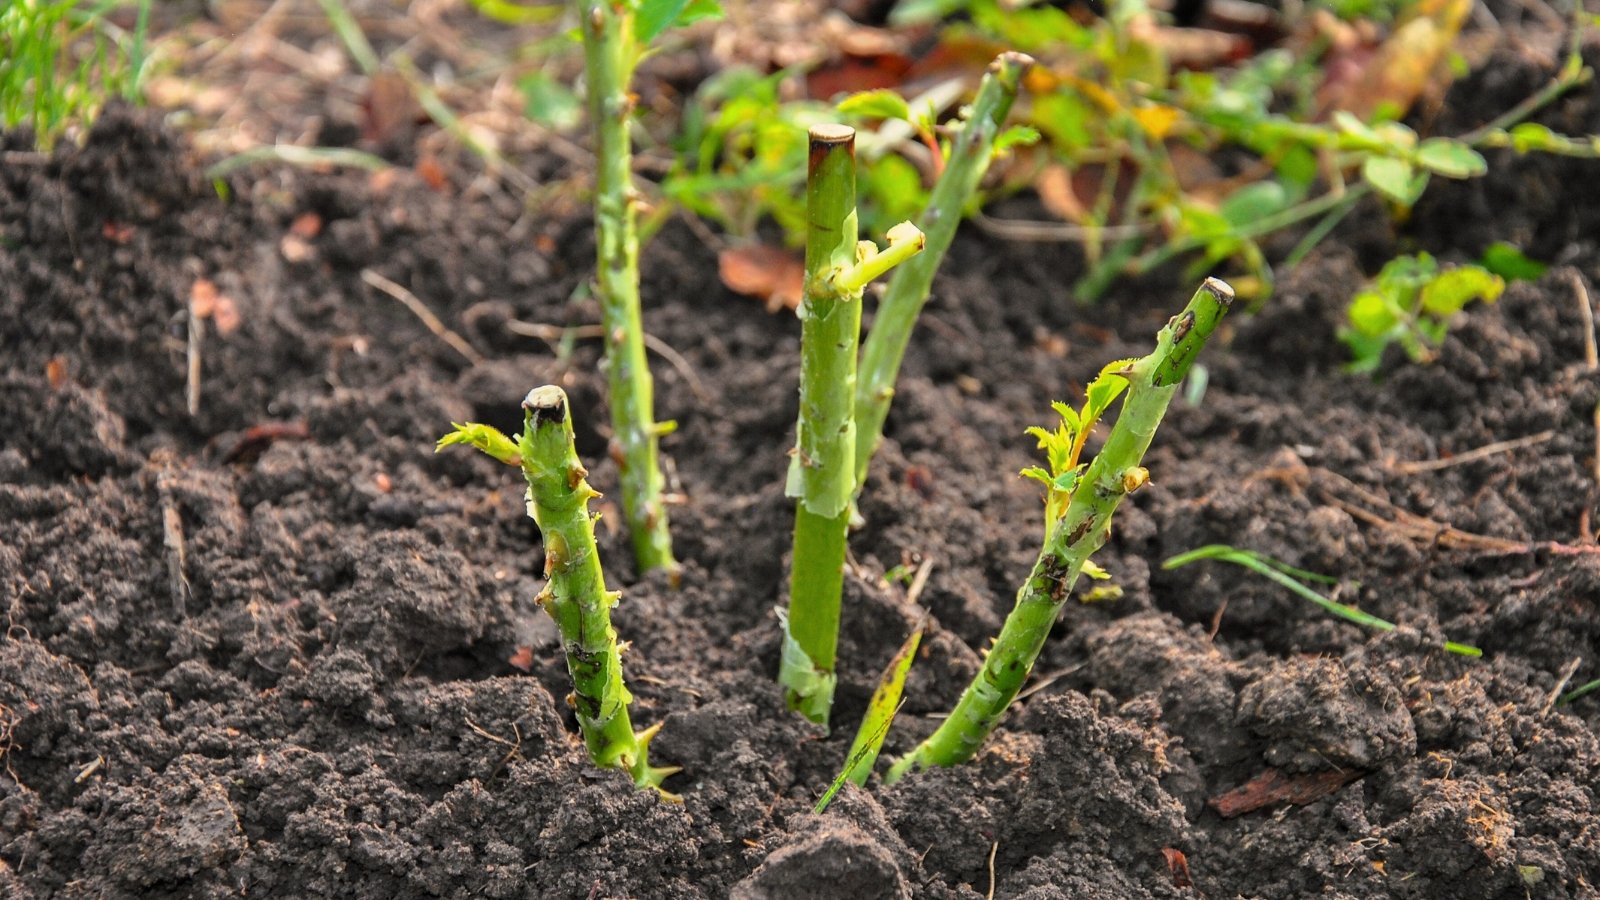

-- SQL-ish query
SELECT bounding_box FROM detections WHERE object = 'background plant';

[0,0,150,150]
[1339,252,1505,373]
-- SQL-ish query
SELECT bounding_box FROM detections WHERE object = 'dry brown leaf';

[190,279,219,318]
[1037,164,1087,223]
[1316,0,1471,120]
[289,211,323,239]
[718,245,805,313]
[508,646,535,673]
[45,357,68,390]
[416,156,449,193]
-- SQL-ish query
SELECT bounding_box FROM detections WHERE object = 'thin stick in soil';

[886,278,1233,779]
[438,386,675,794]
[578,0,676,578]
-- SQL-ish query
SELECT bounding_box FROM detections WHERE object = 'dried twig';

[360,269,485,366]
[186,297,204,417]
[1391,430,1555,475]
[504,319,708,402]
[1574,272,1600,540]
[903,556,936,607]
[154,456,191,616]
[1267,455,1600,556]
[1543,656,1583,717]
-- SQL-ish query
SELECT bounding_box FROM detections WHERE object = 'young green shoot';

[579,0,677,578]
[438,386,677,795]
[1340,253,1505,373]
[886,278,1233,780]
[782,124,926,726]
[1162,544,1482,657]
[814,616,925,813]
[852,51,1034,495]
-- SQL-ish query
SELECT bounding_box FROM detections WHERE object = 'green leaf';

[837,89,911,122]
[1362,156,1426,205]
[1415,138,1486,178]
[1478,242,1548,282]
[1420,266,1504,316]
[1049,400,1081,436]
[888,0,967,26]
[1508,122,1559,154]
[518,72,582,131]
[1082,361,1133,425]
[1020,466,1053,485]
[437,422,521,465]
[815,619,925,812]
[1050,466,1083,493]
[635,0,721,45]
[1347,290,1399,337]
[993,124,1042,156]
[465,0,561,24]
[1219,180,1288,228]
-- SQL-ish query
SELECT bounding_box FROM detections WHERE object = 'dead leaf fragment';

[1161,847,1193,888]
[508,645,535,673]
[718,245,805,313]
[289,211,323,239]
[416,156,449,193]
[1209,767,1362,817]
[45,356,68,390]
[190,279,219,318]
[101,221,135,244]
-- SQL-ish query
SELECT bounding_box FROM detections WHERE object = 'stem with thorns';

[782,125,925,725]
[854,52,1032,495]
[886,279,1233,779]
[438,387,675,794]
[579,0,676,578]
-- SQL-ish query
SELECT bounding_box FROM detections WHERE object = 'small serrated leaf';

[437,422,521,465]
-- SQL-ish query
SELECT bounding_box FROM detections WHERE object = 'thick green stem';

[781,124,862,726]
[853,52,1032,495]
[886,279,1233,780]
[517,386,674,792]
[579,0,676,578]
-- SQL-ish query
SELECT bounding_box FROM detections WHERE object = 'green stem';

[886,278,1234,780]
[781,124,863,726]
[853,52,1032,495]
[579,0,677,578]
[437,387,674,794]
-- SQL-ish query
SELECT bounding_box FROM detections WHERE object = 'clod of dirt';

[731,820,911,900]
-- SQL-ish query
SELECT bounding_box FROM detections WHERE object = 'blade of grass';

[1161,544,1481,657]
[814,615,925,813]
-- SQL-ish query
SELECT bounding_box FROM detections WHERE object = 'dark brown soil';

[7,42,1600,898]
